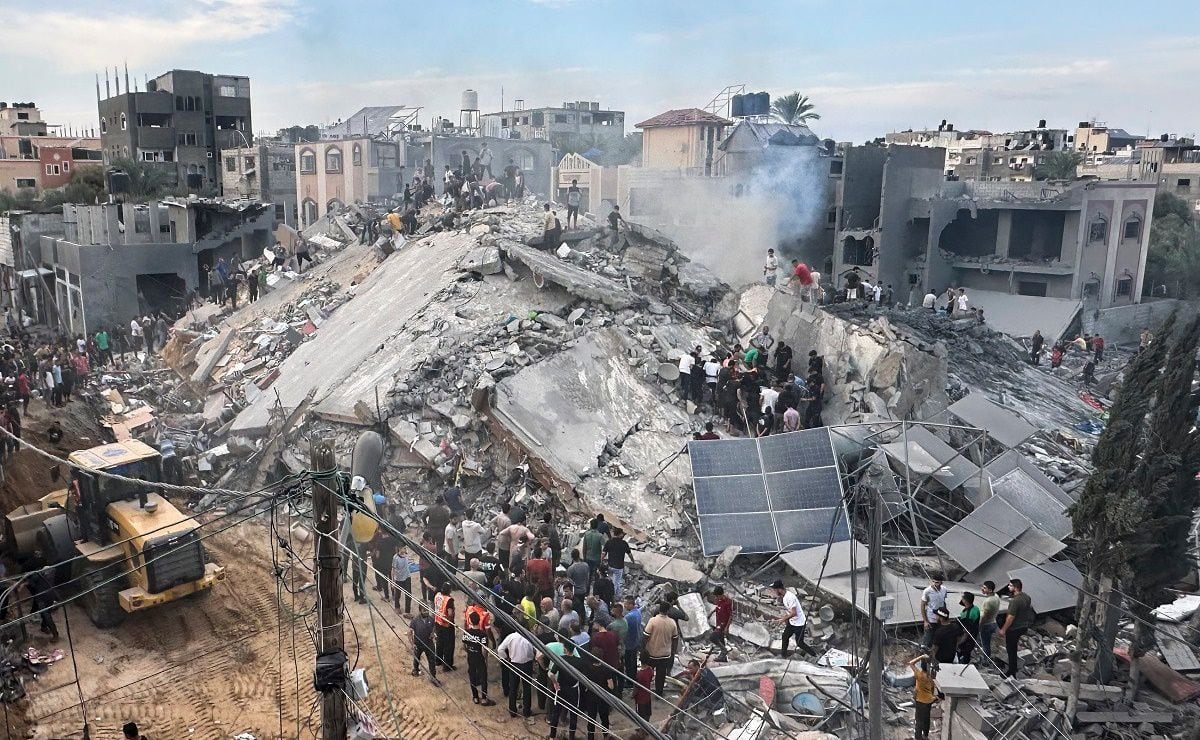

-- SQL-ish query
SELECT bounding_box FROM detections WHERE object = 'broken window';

[965,156,977,165]
[842,236,875,266]
[1088,216,1108,243]
[299,149,316,173]
[829,160,843,175]
[1116,278,1133,297]
[1123,216,1141,241]
[274,203,286,222]
[301,199,318,226]
[1017,280,1047,296]
[1177,178,1191,189]
[176,96,184,111]
[225,157,237,172]
[15,178,34,189]
[352,144,362,166]
[244,156,255,169]
[522,116,530,125]
[501,118,509,127]
[827,208,837,224]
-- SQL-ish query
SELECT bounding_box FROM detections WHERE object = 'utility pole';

[312,438,346,740]
[867,491,884,740]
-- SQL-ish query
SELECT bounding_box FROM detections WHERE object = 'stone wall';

[763,293,949,423]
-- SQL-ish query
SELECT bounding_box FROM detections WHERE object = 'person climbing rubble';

[770,579,815,658]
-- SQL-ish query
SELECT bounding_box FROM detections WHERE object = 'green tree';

[1121,314,1200,696]
[40,165,107,209]
[0,188,36,213]
[1145,192,1200,298]
[770,92,820,125]
[607,132,643,166]
[1033,150,1081,180]
[109,157,176,201]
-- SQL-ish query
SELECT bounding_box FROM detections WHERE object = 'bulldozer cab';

[67,440,163,546]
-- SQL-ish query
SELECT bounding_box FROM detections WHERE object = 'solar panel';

[689,429,848,556]
[759,428,836,472]
[697,513,779,555]
[694,475,768,515]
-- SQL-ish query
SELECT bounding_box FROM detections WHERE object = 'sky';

[3,0,1200,144]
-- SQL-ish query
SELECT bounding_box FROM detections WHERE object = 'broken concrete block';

[630,550,704,586]
[676,592,711,640]
[935,664,989,697]
[534,313,567,331]
[459,247,503,275]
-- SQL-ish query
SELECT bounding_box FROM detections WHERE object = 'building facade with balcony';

[294,138,403,227]
[482,101,625,156]
[98,69,253,193]
[220,144,298,227]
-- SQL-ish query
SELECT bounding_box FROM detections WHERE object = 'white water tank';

[461,89,478,111]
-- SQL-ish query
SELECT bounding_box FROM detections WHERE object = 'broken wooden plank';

[1075,711,1172,724]
[1017,678,1123,701]
[1156,623,1200,673]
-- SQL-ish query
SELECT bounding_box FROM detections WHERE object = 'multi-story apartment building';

[0,103,102,194]
[482,101,625,155]
[220,144,298,227]
[98,69,252,192]
[295,138,402,226]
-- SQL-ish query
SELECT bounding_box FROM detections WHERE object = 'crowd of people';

[348,494,829,737]
[676,324,827,437]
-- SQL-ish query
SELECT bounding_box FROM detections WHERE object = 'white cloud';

[0,0,295,72]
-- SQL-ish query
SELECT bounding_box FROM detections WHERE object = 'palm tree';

[771,92,820,125]
[1033,150,1081,181]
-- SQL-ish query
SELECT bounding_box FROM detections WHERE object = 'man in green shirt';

[956,593,981,664]
[94,329,111,367]
[607,602,629,696]
[582,518,605,587]
[999,578,1033,677]
[977,580,1001,660]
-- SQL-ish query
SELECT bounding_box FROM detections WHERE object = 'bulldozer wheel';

[36,515,76,565]
[81,566,127,629]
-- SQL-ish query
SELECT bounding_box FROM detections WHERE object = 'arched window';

[352,144,362,166]
[301,199,318,226]
[325,147,342,173]
[299,149,316,173]
[1087,214,1108,243]
[1122,214,1142,241]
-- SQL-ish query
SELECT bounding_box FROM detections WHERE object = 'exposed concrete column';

[994,210,1012,259]
[1100,197,1123,309]
[148,201,163,243]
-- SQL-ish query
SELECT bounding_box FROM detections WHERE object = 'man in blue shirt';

[622,595,642,694]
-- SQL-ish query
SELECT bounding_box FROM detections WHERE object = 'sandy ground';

[18,518,653,740]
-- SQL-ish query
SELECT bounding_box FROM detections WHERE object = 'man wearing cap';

[771,579,815,658]
[929,607,961,665]
[920,575,949,648]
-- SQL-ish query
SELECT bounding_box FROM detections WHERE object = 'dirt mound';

[0,397,107,514]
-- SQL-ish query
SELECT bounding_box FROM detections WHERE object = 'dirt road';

[22,519,641,739]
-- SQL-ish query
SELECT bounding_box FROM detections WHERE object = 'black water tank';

[1038,119,1047,128]
[731,94,745,118]
[755,92,770,116]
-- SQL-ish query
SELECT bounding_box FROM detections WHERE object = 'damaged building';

[833,144,1156,337]
[37,198,271,331]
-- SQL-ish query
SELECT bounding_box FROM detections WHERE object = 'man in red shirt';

[634,654,655,721]
[524,544,554,600]
[588,620,622,682]
[1093,335,1105,362]
[709,586,733,661]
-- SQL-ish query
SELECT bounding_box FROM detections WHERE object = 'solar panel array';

[689,428,850,556]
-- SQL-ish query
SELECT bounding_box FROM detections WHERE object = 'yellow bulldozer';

[3,440,224,627]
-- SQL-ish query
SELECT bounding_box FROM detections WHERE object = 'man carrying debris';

[606,205,625,247]
[771,579,816,658]
[998,577,1033,678]
[919,575,949,648]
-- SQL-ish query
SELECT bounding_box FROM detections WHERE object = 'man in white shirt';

[479,142,494,178]
[955,288,969,316]
[763,248,779,287]
[771,579,815,657]
[922,290,937,310]
[129,318,143,352]
[460,510,486,562]
[920,575,949,647]
[703,357,721,405]
[497,629,536,718]
[443,518,462,566]
[760,385,780,415]
[565,179,583,230]
[677,350,695,402]
[782,404,801,432]
[873,284,883,304]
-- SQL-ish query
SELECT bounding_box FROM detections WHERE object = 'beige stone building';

[294,138,402,226]
[635,108,730,175]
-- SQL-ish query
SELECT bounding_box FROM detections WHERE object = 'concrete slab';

[945,394,1039,449]
[491,328,678,485]
[231,232,476,435]
[630,549,705,587]
[965,289,1081,341]
[780,540,869,580]
[676,592,712,640]
[1158,624,1200,673]
[935,663,989,697]
[966,525,1065,586]
[503,242,640,309]
[982,450,1075,538]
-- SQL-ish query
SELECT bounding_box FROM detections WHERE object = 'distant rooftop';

[636,108,731,129]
